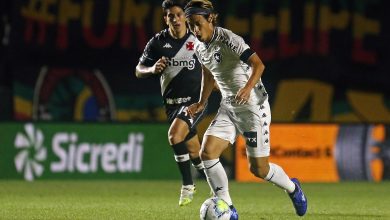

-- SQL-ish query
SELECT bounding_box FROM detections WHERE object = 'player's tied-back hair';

[184,0,218,25]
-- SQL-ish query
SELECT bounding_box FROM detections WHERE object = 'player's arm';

[198,65,215,106]
[186,65,215,118]
[235,53,265,104]
[135,56,168,78]
[222,29,265,104]
[244,53,265,89]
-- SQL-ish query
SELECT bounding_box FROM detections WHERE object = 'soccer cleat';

[230,205,239,220]
[179,184,196,206]
[289,178,307,216]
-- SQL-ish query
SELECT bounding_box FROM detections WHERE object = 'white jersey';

[194,27,268,107]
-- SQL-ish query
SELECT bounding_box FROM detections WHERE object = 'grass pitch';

[0,180,389,220]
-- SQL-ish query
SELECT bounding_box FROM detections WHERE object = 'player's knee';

[199,148,214,161]
[249,165,268,179]
[188,151,199,160]
[168,132,185,145]
[199,149,208,160]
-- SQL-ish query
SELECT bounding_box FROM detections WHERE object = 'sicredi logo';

[14,124,144,181]
[14,124,47,181]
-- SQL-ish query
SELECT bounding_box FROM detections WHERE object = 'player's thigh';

[201,135,230,160]
[241,103,271,158]
[204,108,237,145]
[168,118,190,144]
[202,108,236,159]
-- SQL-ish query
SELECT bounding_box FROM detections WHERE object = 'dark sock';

[191,157,206,179]
[172,141,193,185]
[191,157,202,167]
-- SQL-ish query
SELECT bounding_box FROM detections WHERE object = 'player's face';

[164,6,186,33]
[187,14,214,43]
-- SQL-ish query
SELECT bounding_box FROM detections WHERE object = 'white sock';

[265,163,296,193]
[203,159,233,205]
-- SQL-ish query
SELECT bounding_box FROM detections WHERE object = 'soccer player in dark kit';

[135,0,206,206]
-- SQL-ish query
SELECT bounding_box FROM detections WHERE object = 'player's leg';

[168,118,197,206]
[175,104,208,173]
[168,117,193,183]
[184,134,205,173]
[201,108,237,210]
[168,105,206,206]
[173,104,207,172]
[248,156,295,192]
[169,118,204,174]
[244,100,307,216]
[201,134,238,220]
[248,156,307,216]
[201,135,231,202]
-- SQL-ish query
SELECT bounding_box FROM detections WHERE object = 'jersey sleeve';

[194,41,203,65]
[224,30,255,63]
[194,50,201,65]
[139,37,159,67]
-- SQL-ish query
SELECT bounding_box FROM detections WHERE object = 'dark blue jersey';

[139,29,202,107]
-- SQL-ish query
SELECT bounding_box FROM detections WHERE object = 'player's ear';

[207,15,213,23]
[163,15,169,25]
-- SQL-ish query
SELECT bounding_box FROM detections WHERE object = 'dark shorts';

[166,103,208,141]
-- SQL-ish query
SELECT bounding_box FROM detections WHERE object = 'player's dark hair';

[184,0,218,25]
[162,0,185,15]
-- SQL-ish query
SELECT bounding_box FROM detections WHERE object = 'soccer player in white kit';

[184,0,307,218]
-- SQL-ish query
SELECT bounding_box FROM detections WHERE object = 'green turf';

[0,180,389,219]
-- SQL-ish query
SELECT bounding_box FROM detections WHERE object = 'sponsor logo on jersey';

[163,43,172,48]
[243,131,257,148]
[166,97,191,105]
[168,58,196,70]
[221,38,239,53]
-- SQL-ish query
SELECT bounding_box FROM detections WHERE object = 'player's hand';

[152,56,168,74]
[235,86,251,105]
[186,103,205,118]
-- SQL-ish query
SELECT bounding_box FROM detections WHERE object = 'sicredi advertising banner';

[235,124,386,182]
[0,123,178,181]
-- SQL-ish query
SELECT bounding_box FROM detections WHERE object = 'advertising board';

[235,124,386,182]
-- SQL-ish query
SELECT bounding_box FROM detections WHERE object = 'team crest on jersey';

[186,42,194,51]
[213,52,222,63]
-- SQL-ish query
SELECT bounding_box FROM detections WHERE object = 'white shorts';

[204,99,271,157]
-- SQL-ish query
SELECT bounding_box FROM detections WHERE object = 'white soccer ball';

[200,197,232,220]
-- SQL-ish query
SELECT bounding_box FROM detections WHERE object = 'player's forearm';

[135,64,154,78]
[198,69,215,106]
[245,54,265,89]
